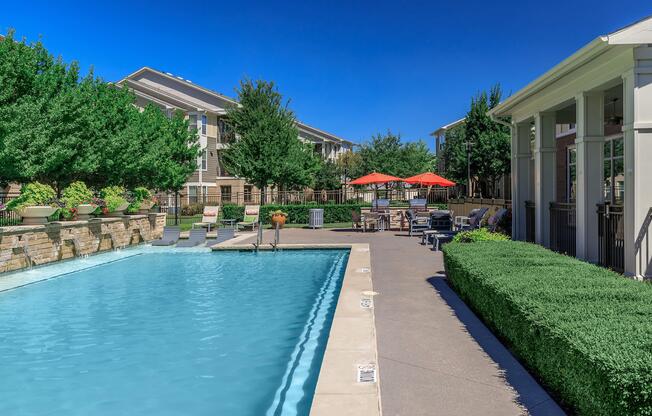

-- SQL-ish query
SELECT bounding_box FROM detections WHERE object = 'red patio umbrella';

[403,172,455,187]
[349,172,403,185]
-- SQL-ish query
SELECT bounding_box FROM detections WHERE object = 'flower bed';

[442,240,652,415]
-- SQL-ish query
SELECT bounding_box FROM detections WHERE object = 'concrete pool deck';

[232,228,565,416]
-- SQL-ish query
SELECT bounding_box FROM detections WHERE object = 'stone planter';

[107,202,130,217]
[76,204,97,220]
[18,206,58,225]
[138,200,155,214]
[271,215,287,229]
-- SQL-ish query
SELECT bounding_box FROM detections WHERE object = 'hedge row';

[442,241,652,415]
[222,204,363,224]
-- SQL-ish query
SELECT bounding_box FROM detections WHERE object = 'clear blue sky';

[2,1,651,148]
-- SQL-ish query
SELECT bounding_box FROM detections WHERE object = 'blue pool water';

[0,248,349,415]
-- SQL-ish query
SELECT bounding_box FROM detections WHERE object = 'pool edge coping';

[213,243,382,416]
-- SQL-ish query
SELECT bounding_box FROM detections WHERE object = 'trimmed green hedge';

[222,204,362,224]
[442,241,652,415]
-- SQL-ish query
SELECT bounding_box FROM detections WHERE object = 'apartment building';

[116,67,353,204]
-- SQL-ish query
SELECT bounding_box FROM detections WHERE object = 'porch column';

[534,112,556,247]
[575,92,604,262]
[511,122,531,240]
[623,45,652,278]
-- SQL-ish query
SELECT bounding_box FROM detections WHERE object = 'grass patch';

[442,241,652,415]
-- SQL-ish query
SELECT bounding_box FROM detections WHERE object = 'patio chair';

[362,212,380,232]
[371,199,390,213]
[429,208,491,250]
[405,209,431,236]
[238,205,260,231]
[487,208,508,233]
[192,206,220,232]
[206,227,236,247]
[176,228,207,248]
[151,226,181,246]
[352,210,363,231]
[409,198,428,212]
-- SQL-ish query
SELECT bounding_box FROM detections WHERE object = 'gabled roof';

[118,67,353,145]
[430,118,465,136]
[489,15,652,118]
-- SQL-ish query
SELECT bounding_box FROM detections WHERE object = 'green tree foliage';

[222,79,319,196]
[440,123,468,184]
[355,132,434,179]
[314,159,342,190]
[0,30,199,194]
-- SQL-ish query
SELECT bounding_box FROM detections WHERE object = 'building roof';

[489,15,652,118]
[430,118,465,136]
[117,67,353,146]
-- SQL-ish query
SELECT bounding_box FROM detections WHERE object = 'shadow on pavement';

[427,275,567,416]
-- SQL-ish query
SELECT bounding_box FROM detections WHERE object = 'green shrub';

[61,181,94,208]
[220,204,362,224]
[442,241,652,415]
[452,228,509,243]
[127,187,153,213]
[100,186,128,213]
[221,204,244,221]
[6,182,57,211]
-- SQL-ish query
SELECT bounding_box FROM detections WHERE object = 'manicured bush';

[221,204,363,224]
[99,186,128,213]
[5,182,57,211]
[442,241,652,415]
[452,228,509,243]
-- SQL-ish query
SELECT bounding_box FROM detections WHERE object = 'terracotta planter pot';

[271,215,287,229]
[107,202,130,217]
[18,206,58,225]
[76,204,97,220]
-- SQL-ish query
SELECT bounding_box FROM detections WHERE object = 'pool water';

[0,248,349,416]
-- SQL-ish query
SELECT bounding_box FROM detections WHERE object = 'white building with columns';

[489,16,652,278]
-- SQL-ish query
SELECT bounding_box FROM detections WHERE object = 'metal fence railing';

[597,203,624,273]
[525,201,536,243]
[0,194,21,226]
[550,202,576,257]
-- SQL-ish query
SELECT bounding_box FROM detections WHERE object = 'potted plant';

[5,182,59,225]
[100,186,129,217]
[61,181,96,220]
[131,187,156,214]
[269,210,288,229]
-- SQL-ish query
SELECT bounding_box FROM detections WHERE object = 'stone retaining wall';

[0,214,166,274]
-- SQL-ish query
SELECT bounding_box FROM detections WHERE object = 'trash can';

[309,208,324,229]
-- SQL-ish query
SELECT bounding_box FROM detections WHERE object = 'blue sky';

[2,1,651,148]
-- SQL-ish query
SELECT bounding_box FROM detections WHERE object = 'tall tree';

[314,159,343,190]
[222,78,318,201]
[440,123,468,185]
[355,132,434,178]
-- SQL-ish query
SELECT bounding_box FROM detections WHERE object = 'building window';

[201,148,207,171]
[603,137,624,204]
[244,185,253,202]
[220,185,232,203]
[202,186,208,203]
[567,147,576,202]
[189,114,198,132]
[217,119,234,143]
[201,114,207,135]
[188,186,198,204]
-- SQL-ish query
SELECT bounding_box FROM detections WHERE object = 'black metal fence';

[550,202,576,257]
[525,201,535,243]
[0,194,21,226]
[597,203,624,273]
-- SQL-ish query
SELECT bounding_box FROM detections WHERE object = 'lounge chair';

[428,207,494,251]
[352,210,364,231]
[151,226,181,246]
[192,206,220,232]
[406,209,431,236]
[176,228,207,247]
[238,205,260,231]
[409,198,428,212]
[206,228,235,247]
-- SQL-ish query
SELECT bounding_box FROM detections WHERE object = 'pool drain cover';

[360,297,373,309]
[357,364,377,383]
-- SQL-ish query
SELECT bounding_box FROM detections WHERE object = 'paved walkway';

[238,228,565,416]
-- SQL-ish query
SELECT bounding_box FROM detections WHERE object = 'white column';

[534,112,556,247]
[511,122,532,240]
[623,45,652,278]
[575,92,604,262]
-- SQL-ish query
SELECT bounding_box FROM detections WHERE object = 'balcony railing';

[597,203,624,273]
[525,201,535,243]
[550,202,576,257]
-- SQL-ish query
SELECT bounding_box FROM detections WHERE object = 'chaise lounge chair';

[238,205,260,231]
[205,228,236,247]
[406,209,431,236]
[192,206,220,232]
[151,226,181,246]
[176,228,207,247]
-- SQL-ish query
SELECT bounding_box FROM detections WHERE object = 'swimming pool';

[0,248,349,415]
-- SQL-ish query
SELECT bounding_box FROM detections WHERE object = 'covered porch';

[489,18,652,278]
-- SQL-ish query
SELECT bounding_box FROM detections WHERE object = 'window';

[201,114,207,136]
[220,185,232,203]
[567,147,577,202]
[188,114,198,132]
[603,137,624,204]
[201,186,208,203]
[217,119,234,143]
[201,148,207,171]
[216,151,230,177]
[188,186,198,204]
[244,185,253,203]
